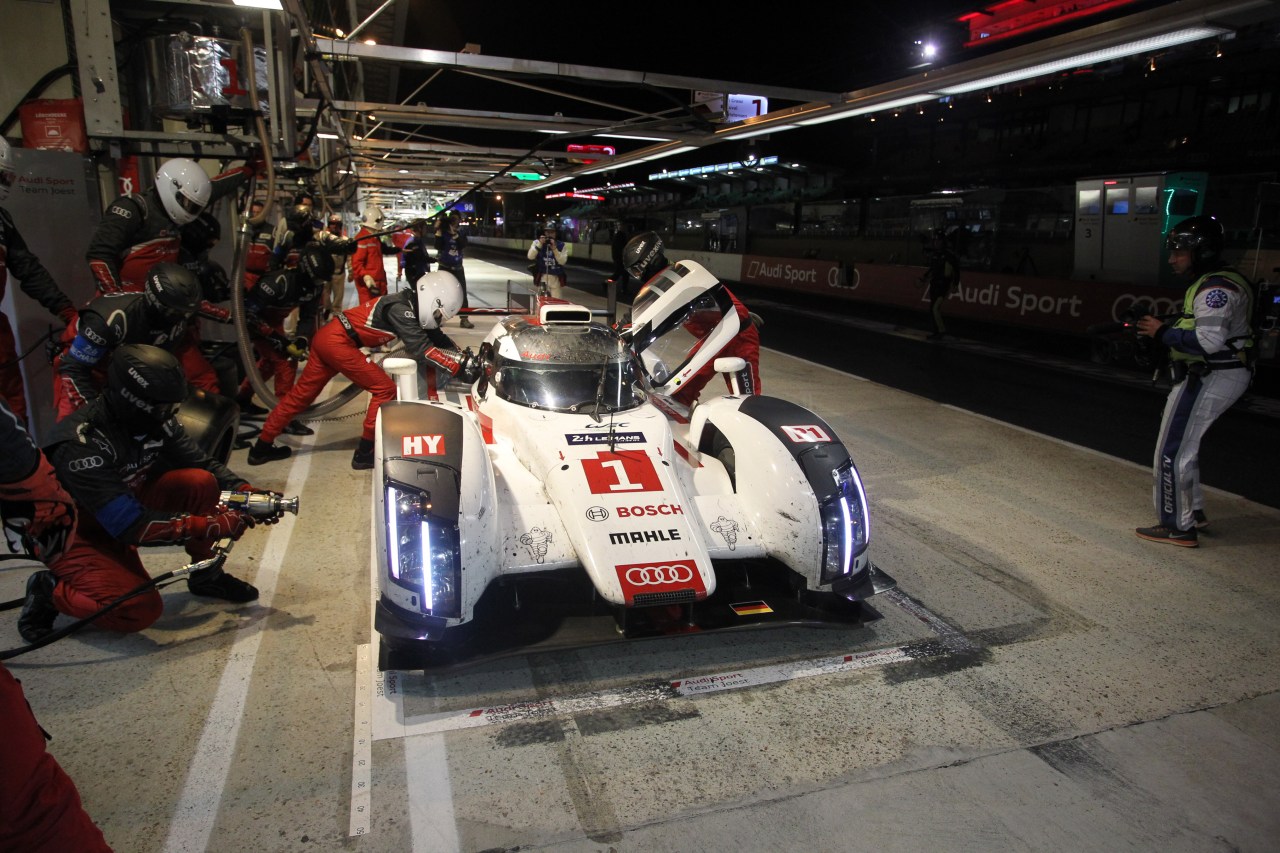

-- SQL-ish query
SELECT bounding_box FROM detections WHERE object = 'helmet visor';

[177,191,205,218]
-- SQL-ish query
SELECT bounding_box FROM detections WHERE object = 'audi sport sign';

[615,560,706,605]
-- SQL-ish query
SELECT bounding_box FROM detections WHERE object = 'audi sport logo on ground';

[615,560,706,605]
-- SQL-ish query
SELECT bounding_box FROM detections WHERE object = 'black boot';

[187,566,259,602]
[17,570,59,643]
[247,438,292,465]
[282,419,314,436]
[351,437,375,470]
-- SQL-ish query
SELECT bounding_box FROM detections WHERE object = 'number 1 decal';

[581,451,662,494]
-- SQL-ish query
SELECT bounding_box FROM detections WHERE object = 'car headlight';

[820,461,870,584]
[385,483,461,618]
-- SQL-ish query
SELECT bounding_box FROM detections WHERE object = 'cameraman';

[1134,215,1254,547]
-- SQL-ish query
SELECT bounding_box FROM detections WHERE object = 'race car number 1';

[581,451,662,494]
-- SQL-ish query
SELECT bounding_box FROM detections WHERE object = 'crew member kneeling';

[19,345,265,641]
[248,271,479,470]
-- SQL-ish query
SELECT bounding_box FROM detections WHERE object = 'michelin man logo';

[710,516,739,550]
[519,527,553,564]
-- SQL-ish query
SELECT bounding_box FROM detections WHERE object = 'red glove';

[185,510,255,542]
[0,455,76,542]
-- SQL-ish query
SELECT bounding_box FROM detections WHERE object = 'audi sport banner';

[735,254,1182,336]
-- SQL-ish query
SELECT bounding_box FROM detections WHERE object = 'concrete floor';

[3,258,1279,852]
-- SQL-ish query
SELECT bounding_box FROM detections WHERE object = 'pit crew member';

[622,231,761,406]
[435,211,474,328]
[19,345,266,641]
[351,204,401,304]
[247,271,478,470]
[1135,215,1254,547]
[53,263,205,420]
[1,136,80,423]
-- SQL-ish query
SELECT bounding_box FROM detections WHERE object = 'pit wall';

[470,237,1195,335]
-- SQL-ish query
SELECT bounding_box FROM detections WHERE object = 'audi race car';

[372,260,895,670]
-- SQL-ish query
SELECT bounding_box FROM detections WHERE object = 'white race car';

[371,260,895,670]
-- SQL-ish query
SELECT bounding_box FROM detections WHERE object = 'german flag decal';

[730,600,773,616]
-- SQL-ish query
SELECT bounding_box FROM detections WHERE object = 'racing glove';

[362,275,382,296]
[184,510,256,542]
[457,348,481,384]
[136,510,254,545]
[0,455,77,546]
[267,333,291,354]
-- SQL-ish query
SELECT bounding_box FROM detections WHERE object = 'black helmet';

[197,259,230,303]
[298,243,335,281]
[143,263,202,323]
[1166,215,1224,270]
[623,231,667,281]
[105,344,187,427]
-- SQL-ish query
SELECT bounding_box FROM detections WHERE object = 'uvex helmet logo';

[128,367,150,388]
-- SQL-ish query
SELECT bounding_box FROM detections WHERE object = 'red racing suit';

[237,268,321,399]
[51,293,206,420]
[351,225,399,303]
[258,290,468,444]
[44,397,251,632]
[671,287,761,407]
[85,166,251,296]
[0,207,77,422]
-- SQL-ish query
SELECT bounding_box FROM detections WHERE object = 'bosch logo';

[1111,294,1180,323]
[616,504,683,517]
[585,506,610,522]
[67,456,104,472]
[624,565,693,585]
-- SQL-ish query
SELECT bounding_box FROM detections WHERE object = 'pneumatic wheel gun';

[218,490,301,522]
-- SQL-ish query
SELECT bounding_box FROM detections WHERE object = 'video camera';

[1086,302,1173,372]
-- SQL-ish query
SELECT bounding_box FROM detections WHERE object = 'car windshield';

[490,322,646,413]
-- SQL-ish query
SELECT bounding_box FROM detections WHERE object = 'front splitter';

[378,562,896,672]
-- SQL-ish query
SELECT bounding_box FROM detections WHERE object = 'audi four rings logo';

[67,456,104,472]
[585,506,609,521]
[624,565,694,585]
[1111,294,1180,323]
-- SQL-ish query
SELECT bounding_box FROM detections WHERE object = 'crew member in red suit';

[86,157,253,391]
[0,137,80,424]
[52,263,204,420]
[247,271,478,470]
[1,397,113,853]
[622,231,760,406]
[351,204,400,304]
[20,345,266,641]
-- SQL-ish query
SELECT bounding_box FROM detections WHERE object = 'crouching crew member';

[247,271,478,470]
[18,345,266,641]
[53,263,206,420]
[622,231,761,407]
[1134,215,1254,547]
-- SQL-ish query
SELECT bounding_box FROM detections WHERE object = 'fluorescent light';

[538,129,570,135]
[316,132,339,140]
[232,0,282,8]
[938,27,1228,95]
[721,124,797,140]
[594,133,670,142]
[633,145,698,164]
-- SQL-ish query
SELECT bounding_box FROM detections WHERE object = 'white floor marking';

[349,643,374,837]
[162,435,315,853]
[406,732,460,853]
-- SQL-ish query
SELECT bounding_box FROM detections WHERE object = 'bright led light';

[939,27,1227,95]
[232,0,283,8]
[722,124,798,140]
[922,42,938,60]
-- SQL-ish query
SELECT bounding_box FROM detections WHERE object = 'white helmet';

[0,137,15,203]
[155,158,211,226]
[362,204,385,228]
[415,271,464,330]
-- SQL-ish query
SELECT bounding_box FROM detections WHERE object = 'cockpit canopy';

[489,319,646,414]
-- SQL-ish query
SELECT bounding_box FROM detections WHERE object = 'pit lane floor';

[3,257,1279,852]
